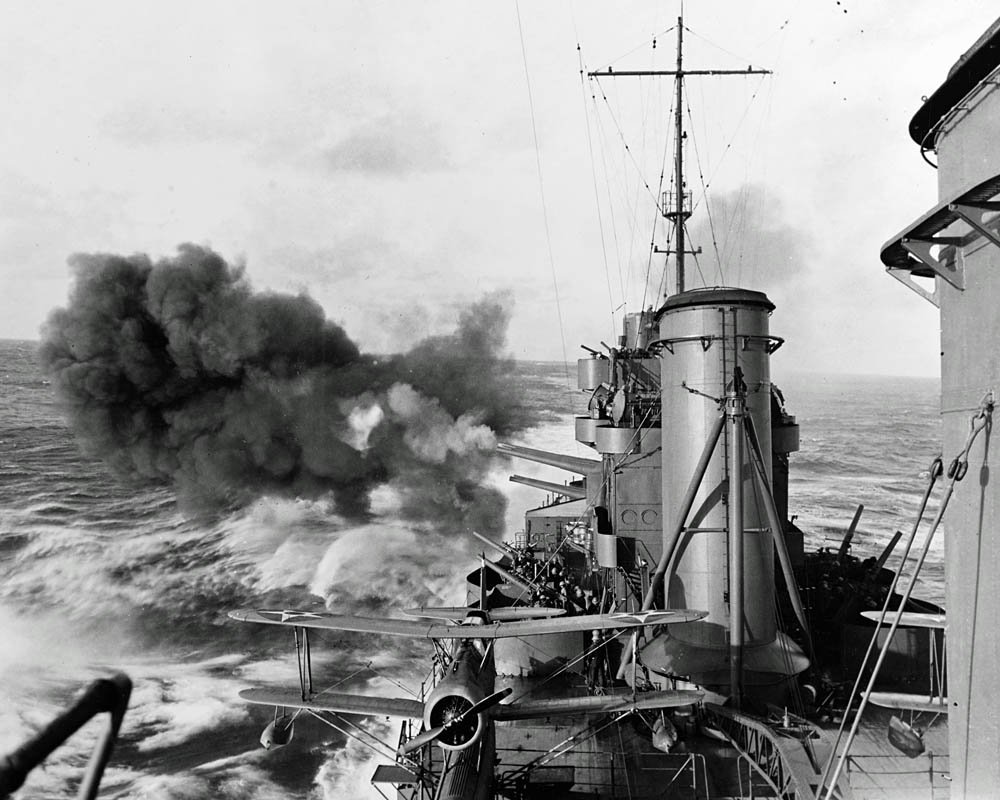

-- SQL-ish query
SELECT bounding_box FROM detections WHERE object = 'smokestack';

[641,287,807,690]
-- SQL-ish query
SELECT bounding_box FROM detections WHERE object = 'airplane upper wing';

[403,606,566,621]
[493,689,704,721]
[240,688,424,719]
[868,691,949,714]
[229,609,707,639]
[229,609,440,637]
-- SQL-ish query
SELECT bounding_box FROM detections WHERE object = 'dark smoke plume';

[41,244,520,530]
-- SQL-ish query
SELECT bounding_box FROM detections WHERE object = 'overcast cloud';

[1,1,997,375]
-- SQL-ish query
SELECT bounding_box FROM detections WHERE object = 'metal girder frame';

[702,704,819,799]
[900,236,965,292]
[881,172,1000,307]
[885,266,940,307]
[369,721,436,800]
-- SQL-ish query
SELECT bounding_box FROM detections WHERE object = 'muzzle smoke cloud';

[41,244,520,532]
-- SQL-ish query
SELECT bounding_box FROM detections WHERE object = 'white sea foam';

[309,522,470,610]
[127,669,250,752]
[313,718,395,800]
[0,343,950,797]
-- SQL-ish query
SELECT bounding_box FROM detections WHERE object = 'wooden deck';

[821,708,950,800]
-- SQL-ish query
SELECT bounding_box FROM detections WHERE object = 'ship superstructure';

[881,15,1000,799]
[223,13,998,800]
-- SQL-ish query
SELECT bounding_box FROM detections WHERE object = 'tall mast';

[673,18,686,293]
[587,16,770,298]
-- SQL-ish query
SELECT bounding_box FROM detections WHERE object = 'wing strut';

[294,626,313,701]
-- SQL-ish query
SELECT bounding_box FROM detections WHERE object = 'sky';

[1,1,998,377]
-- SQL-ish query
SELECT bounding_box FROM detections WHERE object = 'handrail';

[0,673,131,800]
[650,333,784,355]
[703,702,820,799]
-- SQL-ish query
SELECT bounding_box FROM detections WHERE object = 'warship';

[5,11,1000,800]
[227,14,1000,800]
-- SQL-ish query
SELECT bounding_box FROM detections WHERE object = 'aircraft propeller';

[398,687,513,755]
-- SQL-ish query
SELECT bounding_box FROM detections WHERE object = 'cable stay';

[514,0,571,388]
[587,15,771,299]
[819,395,995,799]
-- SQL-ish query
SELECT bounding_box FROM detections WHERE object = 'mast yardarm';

[588,16,770,296]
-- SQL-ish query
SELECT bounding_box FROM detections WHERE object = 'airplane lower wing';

[240,688,424,719]
[859,611,947,629]
[229,609,707,639]
[240,686,703,723]
[493,689,704,721]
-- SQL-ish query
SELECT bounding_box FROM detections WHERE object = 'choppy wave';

[0,342,947,797]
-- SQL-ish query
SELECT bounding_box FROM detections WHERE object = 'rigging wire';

[734,68,777,286]
[514,0,571,382]
[591,77,666,213]
[688,74,770,217]
[745,73,779,288]
[683,23,765,67]
[643,75,676,311]
[631,64,661,303]
[616,79,649,305]
[577,44,620,341]
[655,167,676,301]
[591,87,629,308]
[686,220,709,287]
[684,98,724,285]
[821,400,992,798]
[593,25,677,72]
[616,722,635,800]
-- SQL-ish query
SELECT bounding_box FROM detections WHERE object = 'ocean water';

[0,341,944,798]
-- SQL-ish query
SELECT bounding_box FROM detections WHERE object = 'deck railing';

[843,752,950,799]
[493,743,709,798]
[703,703,821,799]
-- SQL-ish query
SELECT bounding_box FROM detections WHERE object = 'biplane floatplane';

[230,605,707,798]
[860,609,948,758]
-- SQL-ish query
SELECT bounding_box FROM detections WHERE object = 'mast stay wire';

[685,220,709,288]
[577,42,620,342]
[744,75,778,289]
[632,57,662,305]
[655,187,675,303]
[733,73,776,287]
[590,85,629,315]
[679,20,773,288]
[686,12,790,288]
[514,0,571,384]
[687,73,770,217]
[592,75,664,314]
[684,98,724,286]
[644,73,678,313]
[593,25,677,74]
[592,77,669,214]
[821,398,993,799]
[621,71,658,309]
